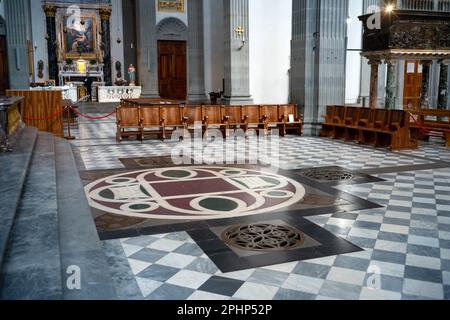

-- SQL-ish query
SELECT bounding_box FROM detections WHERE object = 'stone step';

[0,132,63,300]
[0,127,37,273]
[54,137,117,299]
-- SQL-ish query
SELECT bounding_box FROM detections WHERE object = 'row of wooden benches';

[409,109,450,147]
[116,103,303,141]
[320,106,417,150]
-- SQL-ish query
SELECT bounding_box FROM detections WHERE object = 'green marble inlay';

[140,186,150,196]
[99,189,115,199]
[113,178,131,183]
[268,191,286,197]
[225,170,242,175]
[199,198,239,212]
[130,204,151,210]
[162,170,191,178]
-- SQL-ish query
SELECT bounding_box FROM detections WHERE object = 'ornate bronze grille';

[303,169,355,182]
[221,224,305,252]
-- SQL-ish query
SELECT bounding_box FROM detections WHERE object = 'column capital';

[420,60,433,66]
[439,59,450,66]
[368,59,382,66]
[385,59,399,66]
[99,8,112,21]
[43,4,57,17]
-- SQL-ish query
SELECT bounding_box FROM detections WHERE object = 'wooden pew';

[161,105,186,139]
[203,105,228,136]
[321,105,337,137]
[182,105,205,132]
[116,106,141,142]
[278,104,303,135]
[410,109,450,147]
[223,105,245,130]
[241,105,265,133]
[140,106,164,140]
[260,104,284,136]
[320,106,417,150]
[343,106,361,141]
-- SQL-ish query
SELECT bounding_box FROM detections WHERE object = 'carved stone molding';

[156,17,187,41]
[43,4,57,17]
[99,8,112,21]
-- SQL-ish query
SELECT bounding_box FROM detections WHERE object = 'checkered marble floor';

[102,168,450,300]
[71,109,450,300]
[70,117,436,171]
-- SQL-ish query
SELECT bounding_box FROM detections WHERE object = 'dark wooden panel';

[403,61,422,110]
[158,40,187,100]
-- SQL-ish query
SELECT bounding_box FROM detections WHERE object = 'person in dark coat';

[83,77,94,101]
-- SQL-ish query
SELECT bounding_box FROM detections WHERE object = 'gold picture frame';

[62,12,97,59]
[158,0,185,13]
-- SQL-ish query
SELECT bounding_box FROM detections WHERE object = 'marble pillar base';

[302,122,322,137]
[221,96,254,106]
[187,94,208,102]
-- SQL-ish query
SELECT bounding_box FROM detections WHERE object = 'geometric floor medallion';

[85,166,306,220]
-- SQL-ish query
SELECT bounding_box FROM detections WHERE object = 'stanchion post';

[65,106,75,140]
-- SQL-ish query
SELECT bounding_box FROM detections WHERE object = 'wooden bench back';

[374,109,390,129]
[224,106,243,124]
[117,106,140,127]
[204,105,224,124]
[260,105,280,123]
[242,105,261,124]
[279,104,298,121]
[183,105,203,124]
[389,110,406,128]
[333,106,346,123]
[162,105,183,126]
[141,106,162,127]
[344,107,359,125]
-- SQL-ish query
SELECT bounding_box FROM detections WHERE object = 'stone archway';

[156,17,188,41]
[156,18,188,100]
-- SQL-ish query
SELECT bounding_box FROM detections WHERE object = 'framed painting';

[62,12,97,59]
[158,0,185,13]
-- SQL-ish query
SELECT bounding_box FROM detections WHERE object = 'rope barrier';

[70,107,116,120]
[408,111,446,137]
[21,106,116,121]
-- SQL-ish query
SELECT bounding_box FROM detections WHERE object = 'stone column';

[4,0,31,89]
[438,61,449,110]
[43,4,58,85]
[385,60,397,109]
[420,60,432,108]
[136,0,159,98]
[369,59,381,109]
[222,0,252,105]
[187,0,207,102]
[100,8,112,86]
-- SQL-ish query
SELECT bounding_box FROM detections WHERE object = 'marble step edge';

[0,127,38,272]
[54,137,117,300]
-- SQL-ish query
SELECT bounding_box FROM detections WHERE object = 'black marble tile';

[198,276,244,296]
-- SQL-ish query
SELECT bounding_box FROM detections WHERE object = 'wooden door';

[403,61,422,110]
[158,41,187,100]
[0,36,9,95]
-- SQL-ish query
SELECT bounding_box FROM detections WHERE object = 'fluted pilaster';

[188,0,207,102]
[4,0,31,89]
[136,0,159,97]
[291,0,348,135]
[222,0,252,105]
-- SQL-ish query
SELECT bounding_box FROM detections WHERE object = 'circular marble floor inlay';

[85,166,306,220]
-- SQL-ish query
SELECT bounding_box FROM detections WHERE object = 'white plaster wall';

[203,0,224,95]
[156,0,188,26]
[30,0,49,82]
[111,0,124,82]
[345,0,363,104]
[249,0,292,104]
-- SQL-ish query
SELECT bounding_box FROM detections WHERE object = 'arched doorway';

[0,15,8,95]
[156,17,188,100]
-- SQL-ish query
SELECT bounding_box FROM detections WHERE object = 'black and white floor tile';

[70,110,450,300]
